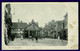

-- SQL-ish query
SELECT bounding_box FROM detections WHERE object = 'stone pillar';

[28,30,30,38]
[36,31,37,36]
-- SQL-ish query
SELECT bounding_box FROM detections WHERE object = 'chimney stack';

[18,19,20,23]
[21,21,22,23]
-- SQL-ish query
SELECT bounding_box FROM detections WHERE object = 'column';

[28,30,30,38]
[36,31,37,36]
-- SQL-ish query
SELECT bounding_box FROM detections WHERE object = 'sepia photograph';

[2,2,78,50]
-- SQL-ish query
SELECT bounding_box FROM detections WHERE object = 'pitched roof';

[24,21,41,30]
[12,22,27,29]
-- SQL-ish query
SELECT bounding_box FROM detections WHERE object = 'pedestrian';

[12,34,15,41]
[32,34,34,41]
[21,34,23,40]
[35,36,38,42]
[32,37,34,41]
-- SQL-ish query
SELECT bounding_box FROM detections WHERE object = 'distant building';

[54,13,68,40]
[11,21,27,38]
[63,13,68,40]
[64,13,68,29]
[43,20,55,38]
[57,21,64,39]
[54,21,63,39]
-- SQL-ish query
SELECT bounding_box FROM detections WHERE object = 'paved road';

[8,38,67,46]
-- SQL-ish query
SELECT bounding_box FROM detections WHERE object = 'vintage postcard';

[2,2,78,50]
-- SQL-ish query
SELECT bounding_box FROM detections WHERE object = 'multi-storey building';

[4,4,12,45]
[54,13,68,40]
[54,21,63,39]
[63,13,68,40]
[11,20,27,38]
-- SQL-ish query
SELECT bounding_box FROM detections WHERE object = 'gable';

[25,23,40,30]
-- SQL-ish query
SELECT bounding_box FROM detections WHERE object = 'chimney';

[18,19,20,23]
[21,21,22,23]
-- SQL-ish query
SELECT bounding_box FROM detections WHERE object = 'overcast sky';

[10,3,67,27]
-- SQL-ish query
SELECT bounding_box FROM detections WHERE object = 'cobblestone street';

[8,38,67,46]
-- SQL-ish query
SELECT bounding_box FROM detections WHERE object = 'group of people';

[21,34,39,42]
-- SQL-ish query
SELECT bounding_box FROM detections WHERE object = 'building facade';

[54,13,68,40]
[11,20,41,39]
[54,21,63,39]
[43,20,55,38]
[63,13,68,40]
[57,21,64,39]
[4,4,12,45]
[11,21,27,38]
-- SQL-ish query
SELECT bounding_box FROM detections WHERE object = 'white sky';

[9,3,67,27]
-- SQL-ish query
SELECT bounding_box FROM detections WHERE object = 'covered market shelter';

[24,20,41,38]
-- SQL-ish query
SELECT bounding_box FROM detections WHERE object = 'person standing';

[21,34,23,40]
[32,34,34,41]
[35,34,38,42]
[35,36,38,42]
